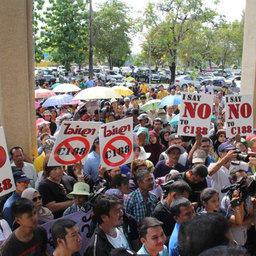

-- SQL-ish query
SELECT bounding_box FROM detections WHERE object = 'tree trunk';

[88,0,94,77]
[169,61,176,82]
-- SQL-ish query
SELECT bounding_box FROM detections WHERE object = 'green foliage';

[41,0,88,70]
[94,0,132,69]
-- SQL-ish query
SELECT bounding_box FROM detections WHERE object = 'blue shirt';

[168,223,180,256]
[138,244,168,256]
[85,79,94,88]
[206,155,215,167]
[3,192,21,227]
[124,188,158,222]
[83,151,100,182]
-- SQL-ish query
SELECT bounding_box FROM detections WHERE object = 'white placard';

[0,127,15,197]
[48,121,100,166]
[177,93,214,137]
[99,117,133,170]
[225,95,253,138]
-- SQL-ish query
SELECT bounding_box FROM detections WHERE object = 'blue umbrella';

[50,83,61,89]
[160,95,181,107]
[42,94,74,107]
[168,114,180,126]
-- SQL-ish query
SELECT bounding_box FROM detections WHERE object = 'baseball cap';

[166,145,185,155]
[192,149,207,164]
[138,113,149,121]
[13,171,30,183]
[169,133,182,142]
[124,97,130,101]
[217,142,235,153]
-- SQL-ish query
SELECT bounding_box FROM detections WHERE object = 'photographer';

[208,142,249,201]
[221,170,255,246]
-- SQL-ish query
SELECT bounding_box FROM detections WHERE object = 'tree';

[33,0,45,63]
[142,0,218,81]
[41,0,88,71]
[94,0,132,69]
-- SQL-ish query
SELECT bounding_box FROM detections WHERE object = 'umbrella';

[50,83,61,89]
[35,101,40,109]
[141,99,161,111]
[125,77,135,82]
[160,95,181,107]
[53,83,81,93]
[35,88,56,99]
[112,85,133,96]
[42,94,74,107]
[168,114,180,126]
[73,86,122,101]
[36,118,50,129]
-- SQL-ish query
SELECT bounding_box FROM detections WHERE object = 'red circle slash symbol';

[0,146,7,168]
[103,136,132,167]
[54,136,90,165]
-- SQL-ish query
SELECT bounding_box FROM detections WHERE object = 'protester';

[21,187,54,224]
[52,219,82,256]
[138,217,168,256]
[85,195,130,255]
[3,171,30,228]
[124,170,157,222]
[10,146,37,188]
[168,197,195,256]
[1,198,48,256]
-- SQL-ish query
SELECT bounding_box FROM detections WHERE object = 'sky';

[93,0,246,54]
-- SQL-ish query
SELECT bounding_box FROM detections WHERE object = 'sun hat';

[166,145,185,155]
[67,182,90,199]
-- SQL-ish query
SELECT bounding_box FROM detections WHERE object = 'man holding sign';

[177,93,214,137]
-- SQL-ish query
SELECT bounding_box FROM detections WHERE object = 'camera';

[221,177,256,207]
[235,149,250,163]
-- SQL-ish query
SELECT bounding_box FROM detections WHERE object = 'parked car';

[175,75,203,88]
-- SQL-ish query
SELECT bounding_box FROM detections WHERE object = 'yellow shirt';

[157,90,168,99]
[188,86,195,92]
[33,152,45,174]
[140,83,148,94]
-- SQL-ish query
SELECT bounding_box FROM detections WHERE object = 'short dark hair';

[201,137,211,144]
[40,133,50,141]
[139,217,163,239]
[52,219,77,247]
[228,169,246,183]
[93,195,122,225]
[191,164,208,178]
[135,170,150,184]
[170,197,191,217]
[167,180,191,196]
[9,146,23,156]
[153,118,163,124]
[178,213,231,256]
[111,174,129,188]
[198,245,247,256]
[200,188,218,204]
[11,198,34,217]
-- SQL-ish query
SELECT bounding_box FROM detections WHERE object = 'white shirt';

[206,85,214,94]
[11,161,37,188]
[0,219,12,248]
[105,228,130,250]
[159,151,188,167]
[209,161,249,201]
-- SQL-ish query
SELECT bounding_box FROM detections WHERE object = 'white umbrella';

[42,94,74,107]
[73,86,122,101]
[53,83,81,93]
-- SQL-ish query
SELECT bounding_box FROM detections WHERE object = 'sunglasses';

[19,180,30,186]
[32,196,42,202]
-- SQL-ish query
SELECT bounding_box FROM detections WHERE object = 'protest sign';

[177,93,214,137]
[100,117,133,169]
[225,95,253,137]
[42,210,92,255]
[0,127,15,197]
[48,121,100,166]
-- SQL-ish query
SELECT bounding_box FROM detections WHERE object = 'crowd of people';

[0,78,256,256]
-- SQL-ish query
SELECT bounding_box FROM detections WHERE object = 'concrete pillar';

[0,0,37,159]
[241,0,256,126]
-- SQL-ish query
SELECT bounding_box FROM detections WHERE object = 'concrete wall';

[241,0,256,125]
[0,0,37,159]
